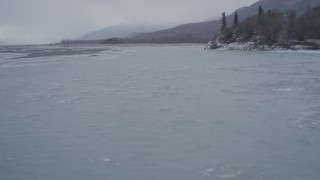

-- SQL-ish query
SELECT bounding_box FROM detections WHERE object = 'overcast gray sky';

[0,0,257,44]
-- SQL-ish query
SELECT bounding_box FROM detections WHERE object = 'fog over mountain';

[77,24,173,41]
[132,0,320,43]
[0,0,257,44]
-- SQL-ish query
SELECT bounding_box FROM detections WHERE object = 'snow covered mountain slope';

[77,24,172,40]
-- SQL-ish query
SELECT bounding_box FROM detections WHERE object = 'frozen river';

[0,44,320,180]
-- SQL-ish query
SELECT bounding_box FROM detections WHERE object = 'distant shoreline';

[207,39,320,51]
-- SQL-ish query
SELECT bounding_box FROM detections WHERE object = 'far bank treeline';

[210,6,320,49]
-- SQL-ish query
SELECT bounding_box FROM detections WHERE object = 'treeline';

[61,35,210,45]
[60,40,104,44]
[216,6,320,46]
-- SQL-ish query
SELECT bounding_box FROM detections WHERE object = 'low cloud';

[0,0,257,44]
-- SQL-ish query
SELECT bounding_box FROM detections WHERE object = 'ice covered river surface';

[0,44,320,180]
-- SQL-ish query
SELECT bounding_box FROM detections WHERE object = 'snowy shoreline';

[207,39,320,51]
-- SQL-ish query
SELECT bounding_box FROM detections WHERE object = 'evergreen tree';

[258,6,264,15]
[233,11,239,27]
[221,12,227,32]
[258,6,264,24]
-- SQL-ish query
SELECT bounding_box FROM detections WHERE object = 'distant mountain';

[131,0,320,43]
[77,24,172,40]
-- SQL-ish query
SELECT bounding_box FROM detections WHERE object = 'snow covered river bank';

[1,44,320,180]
